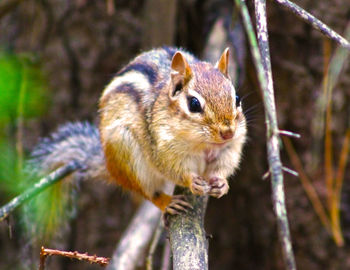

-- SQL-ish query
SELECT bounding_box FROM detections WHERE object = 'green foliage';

[0,50,48,194]
[0,140,22,197]
[0,51,48,129]
[0,50,72,243]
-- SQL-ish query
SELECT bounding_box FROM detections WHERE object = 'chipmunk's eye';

[235,95,241,107]
[188,96,202,113]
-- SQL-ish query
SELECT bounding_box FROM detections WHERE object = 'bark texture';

[168,187,208,270]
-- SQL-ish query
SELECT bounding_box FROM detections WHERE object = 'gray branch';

[274,0,350,50]
[235,0,297,269]
[255,1,297,269]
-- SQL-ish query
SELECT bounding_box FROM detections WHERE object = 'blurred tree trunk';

[142,0,177,48]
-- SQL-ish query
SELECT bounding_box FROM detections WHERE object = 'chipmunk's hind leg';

[164,195,193,215]
[152,192,193,227]
[151,191,192,214]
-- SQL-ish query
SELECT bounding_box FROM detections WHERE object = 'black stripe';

[115,83,141,104]
[117,63,157,85]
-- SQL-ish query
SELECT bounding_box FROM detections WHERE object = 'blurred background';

[0,0,349,269]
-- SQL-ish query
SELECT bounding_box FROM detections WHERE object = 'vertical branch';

[254,1,296,269]
[146,218,164,270]
[235,0,297,269]
[168,187,208,270]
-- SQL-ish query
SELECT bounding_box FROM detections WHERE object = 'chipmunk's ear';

[171,52,192,79]
[170,52,192,97]
[216,47,230,78]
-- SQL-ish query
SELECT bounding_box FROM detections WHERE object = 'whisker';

[240,91,255,102]
[243,102,263,116]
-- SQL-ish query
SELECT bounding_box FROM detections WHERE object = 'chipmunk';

[98,47,247,215]
[29,47,246,225]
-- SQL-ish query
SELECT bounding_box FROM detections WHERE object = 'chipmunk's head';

[168,48,246,149]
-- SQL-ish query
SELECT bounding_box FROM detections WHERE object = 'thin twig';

[39,246,110,269]
[161,240,171,270]
[273,0,350,50]
[279,130,301,139]
[235,0,297,269]
[282,167,298,177]
[262,170,271,180]
[146,217,164,270]
[0,161,82,222]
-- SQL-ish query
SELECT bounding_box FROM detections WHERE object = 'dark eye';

[235,95,241,107]
[188,96,202,113]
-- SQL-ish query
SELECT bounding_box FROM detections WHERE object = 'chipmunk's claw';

[163,195,193,227]
[191,176,211,195]
[208,177,229,198]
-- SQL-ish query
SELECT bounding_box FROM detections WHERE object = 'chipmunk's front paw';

[208,177,229,198]
[190,175,211,195]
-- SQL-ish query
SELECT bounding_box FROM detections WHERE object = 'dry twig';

[39,246,110,269]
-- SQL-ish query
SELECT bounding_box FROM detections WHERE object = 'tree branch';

[273,0,350,50]
[235,0,297,269]
[168,187,208,270]
[106,201,161,270]
[255,0,297,268]
[0,161,82,222]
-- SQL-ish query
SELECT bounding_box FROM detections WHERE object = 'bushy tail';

[22,121,108,243]
[29,121,108,181]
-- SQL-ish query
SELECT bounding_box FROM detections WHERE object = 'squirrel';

[30,47,247,218]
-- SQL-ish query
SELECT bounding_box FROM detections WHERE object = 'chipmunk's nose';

[220,129,234,140]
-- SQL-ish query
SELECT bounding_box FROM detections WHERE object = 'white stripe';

[105,118,124,130]
[102,71,151,97]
